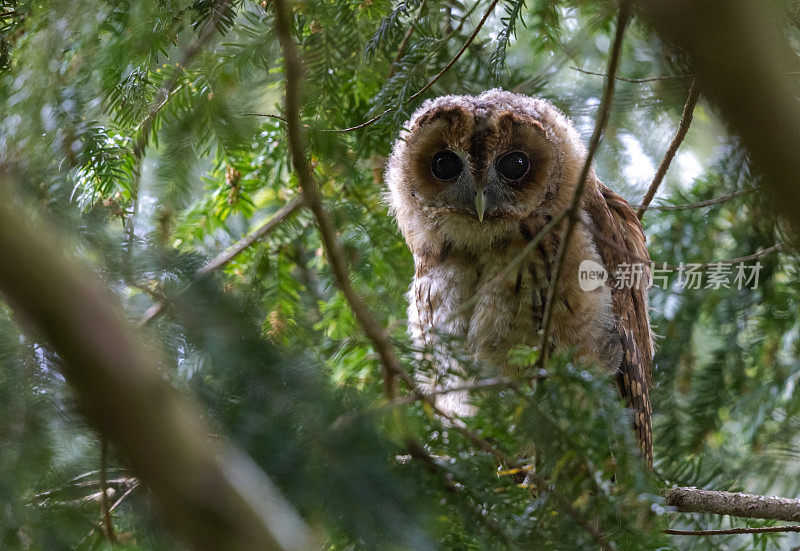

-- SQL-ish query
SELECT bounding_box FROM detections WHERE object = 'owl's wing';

[584,180,654,466]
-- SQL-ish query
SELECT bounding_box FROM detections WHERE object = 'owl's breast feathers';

[583,182,654,466]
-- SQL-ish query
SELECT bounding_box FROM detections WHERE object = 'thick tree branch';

[666,487,800,523]
[538,1,631,369]
[0,182,316,551]
[273,0,404,398]
[637,79,701,219]
[633,0,800,236]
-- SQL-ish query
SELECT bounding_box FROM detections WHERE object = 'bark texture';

[666,487,800,522]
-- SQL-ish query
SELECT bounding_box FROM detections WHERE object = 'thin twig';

[677,243,784,270]
[131,1,232,162]
[329,0,500,133]
[136,196,304,328]
[274,0,406,398]
[80,483,141,545]
[422,401,612,550]
[99,437,117,544]
[637,79,701,219]
[386,0,428,79]
[198,195,305,275]
[250,0,500,133]
[581,220,783,270]
[384,374,533,408]
[537,2,631,369]
[664,525,800,536]
[572,66,800,83]
[405,440,516,545]
[527,471,614,551]
[125,0,234,278]
[631,187,759,211]
[243,112,292,124]
[571,66,694,83]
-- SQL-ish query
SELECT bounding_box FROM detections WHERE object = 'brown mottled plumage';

[386,89,654,465]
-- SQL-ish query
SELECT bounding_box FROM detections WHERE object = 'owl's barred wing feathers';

[585,180,654,466]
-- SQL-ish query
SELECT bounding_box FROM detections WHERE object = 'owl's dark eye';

[496,151,530,181]
[430,150,463,180]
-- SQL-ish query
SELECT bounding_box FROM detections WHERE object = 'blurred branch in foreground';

[633,0,800,237]
[0,177,316,551]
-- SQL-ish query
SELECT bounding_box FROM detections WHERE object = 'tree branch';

[136,195,304,328]
[99,437,117,544]
[131,0,232,162]
[410,392,612,550]
[404,440,516,544]
[538,1,631,369]
[571,66,694,83]
[329,0,500,133]
[666,487,800,523]
[125,0,235,277]
[631,187,759,212]
[580,219,783,269]
[273,0,404,398]
[198,195,305,275]
[250,0,500,133]
[665,525,800,536]
[637,79,701,219]
[0,179,316,551]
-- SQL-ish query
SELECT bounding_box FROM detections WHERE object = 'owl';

[385,89,654,465]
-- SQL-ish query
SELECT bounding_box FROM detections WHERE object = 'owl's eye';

[430,150,463,180]
[496,151,530,181]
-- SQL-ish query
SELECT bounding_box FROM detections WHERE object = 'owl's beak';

[474,190,487,222]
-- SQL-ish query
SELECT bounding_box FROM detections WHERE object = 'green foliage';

[0,0,799,549]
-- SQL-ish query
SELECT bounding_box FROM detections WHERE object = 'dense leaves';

[0,0,798,549]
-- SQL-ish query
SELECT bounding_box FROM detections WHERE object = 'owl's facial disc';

[402,103,556,224]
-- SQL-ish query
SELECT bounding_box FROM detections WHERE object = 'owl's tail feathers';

[616,328,654,469]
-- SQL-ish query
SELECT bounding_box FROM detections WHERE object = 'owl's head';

[386,89,588,253]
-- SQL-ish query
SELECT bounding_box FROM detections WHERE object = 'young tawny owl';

[385,89,654,465]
